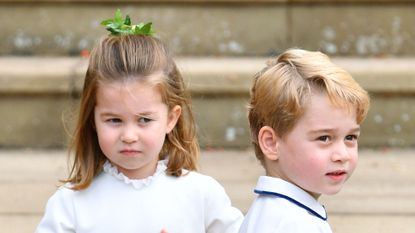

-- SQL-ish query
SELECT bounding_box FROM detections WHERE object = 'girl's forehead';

[96,80,162,103]
[97,78,157,93]
[94,80,168,116]
[99,71,165,91]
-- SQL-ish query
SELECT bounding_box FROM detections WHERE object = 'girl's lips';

[120,149,140,156]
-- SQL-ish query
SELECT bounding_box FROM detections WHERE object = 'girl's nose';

[120,127,139,144]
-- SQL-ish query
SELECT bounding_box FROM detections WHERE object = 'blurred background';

[0,0,414,232]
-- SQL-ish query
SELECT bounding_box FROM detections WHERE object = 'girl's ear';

[166,105,181,133]
[258,126,279,161]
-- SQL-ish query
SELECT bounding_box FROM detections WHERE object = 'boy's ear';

[258,126,279,161]
[166,105,181,133]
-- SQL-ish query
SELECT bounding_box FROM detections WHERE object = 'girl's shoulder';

[171,170,226,194]
[46,182,82,205]
[178,170,221,184]
[52,183,76,197]
[172,170,244,230]
[39,184,78,220]
[48,174,106,200]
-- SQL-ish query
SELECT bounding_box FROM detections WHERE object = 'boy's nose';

[332,142,350,162]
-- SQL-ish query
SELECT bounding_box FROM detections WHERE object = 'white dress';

[36,160,243,233]
[239,176,332,233]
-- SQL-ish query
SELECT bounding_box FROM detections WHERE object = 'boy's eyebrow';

[349,127,361,133]
[308,127,361,135]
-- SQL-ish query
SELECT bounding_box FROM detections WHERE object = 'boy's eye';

[345,134,358,141]
[317,135,330,142]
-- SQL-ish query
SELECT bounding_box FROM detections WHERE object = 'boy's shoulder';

[241,176,332,233]
[242,196,331,233]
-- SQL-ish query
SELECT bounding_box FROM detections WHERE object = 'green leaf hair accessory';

[100,9,155,36]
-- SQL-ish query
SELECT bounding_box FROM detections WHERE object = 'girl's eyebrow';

[137,111,153,115]
[134,111,156,117]
[97,109,158,118]
[98,112,119,117]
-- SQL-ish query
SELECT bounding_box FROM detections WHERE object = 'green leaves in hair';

[100,9,155,36]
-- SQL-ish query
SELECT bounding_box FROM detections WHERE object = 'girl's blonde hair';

[64,35,199,190]
[248,49,370,164]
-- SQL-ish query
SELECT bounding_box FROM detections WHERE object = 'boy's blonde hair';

[64,35,199,190]
[248,49,370,164]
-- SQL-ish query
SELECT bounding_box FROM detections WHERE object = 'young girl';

[36,12,243,233]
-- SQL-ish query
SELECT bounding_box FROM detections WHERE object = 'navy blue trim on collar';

[254,189,328,221]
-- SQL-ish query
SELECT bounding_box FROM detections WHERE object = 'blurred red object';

[80,49,90,58]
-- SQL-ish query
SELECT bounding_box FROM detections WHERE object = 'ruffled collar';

[103,160,167,190]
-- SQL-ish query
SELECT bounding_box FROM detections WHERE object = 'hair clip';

[100,9,155,36]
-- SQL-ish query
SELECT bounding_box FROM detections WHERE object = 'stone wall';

[1,0,414,56]
[0,0,414,148]
[1,57,414,148]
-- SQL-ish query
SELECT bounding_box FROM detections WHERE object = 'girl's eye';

[138,117,152,124]
[106,118,121,123]
[317,135,330,142]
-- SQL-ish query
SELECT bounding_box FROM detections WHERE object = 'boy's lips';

[326,170,347,181]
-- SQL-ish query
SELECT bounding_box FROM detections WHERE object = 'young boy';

[239,49,370,232]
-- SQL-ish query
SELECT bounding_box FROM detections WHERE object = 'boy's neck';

[264,164,322,200]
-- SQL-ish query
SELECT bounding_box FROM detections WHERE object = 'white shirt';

[36,160,243,233]
[239,176,332,233]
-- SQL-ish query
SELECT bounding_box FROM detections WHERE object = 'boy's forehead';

[300,93,358,122]
[308,89,357,111]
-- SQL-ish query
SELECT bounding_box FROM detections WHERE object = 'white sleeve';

[35,188,76,233]
[203,177,244,233]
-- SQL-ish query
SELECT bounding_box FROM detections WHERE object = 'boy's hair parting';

[248,49,370,164]
[63,35,199,190]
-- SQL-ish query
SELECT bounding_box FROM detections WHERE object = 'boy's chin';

[322,188,343,196]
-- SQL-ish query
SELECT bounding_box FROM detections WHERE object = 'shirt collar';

[103,159,167,190]
[254,176,328,221]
